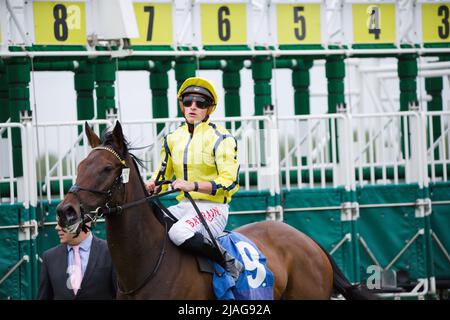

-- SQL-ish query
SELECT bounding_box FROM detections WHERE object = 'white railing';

[425,111,450,183]
[33,119,112,200]
[278,114,350,190]
[2,111,450,203]
[30,116,276,200]
[0,122,30,206]
[119,116,277,193]
[351,112,423,187]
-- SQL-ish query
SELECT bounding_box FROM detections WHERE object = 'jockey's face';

[181,94,212,124]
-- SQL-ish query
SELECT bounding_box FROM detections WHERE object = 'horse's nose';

[56,203,79,227]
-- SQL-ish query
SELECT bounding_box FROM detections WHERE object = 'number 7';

[144,6,155,41]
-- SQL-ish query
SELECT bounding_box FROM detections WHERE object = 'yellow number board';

[132,3,172,45]
[200,4,247,46]
[33,1,86,45]
[276,4,321,45]
[422,3,450,43]
[352,4,396,44]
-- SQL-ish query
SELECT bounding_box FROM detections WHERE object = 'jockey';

[145,77,243,282]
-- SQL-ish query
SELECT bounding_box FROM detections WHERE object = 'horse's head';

[56,121,130,235]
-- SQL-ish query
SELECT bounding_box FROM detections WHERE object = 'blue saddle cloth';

[212,232,274,300]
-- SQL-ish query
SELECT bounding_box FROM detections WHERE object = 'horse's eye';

[104,165,114,173]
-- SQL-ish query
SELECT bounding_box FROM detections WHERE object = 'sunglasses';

[182,95,211,109]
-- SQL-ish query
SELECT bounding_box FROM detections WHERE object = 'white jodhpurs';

[167,199,229,246]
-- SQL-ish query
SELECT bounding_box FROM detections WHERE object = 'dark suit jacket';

[37,236,117,300]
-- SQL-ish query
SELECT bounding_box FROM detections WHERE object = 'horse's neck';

[105,167,165,290]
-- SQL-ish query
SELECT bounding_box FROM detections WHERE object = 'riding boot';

[180,232,244,282]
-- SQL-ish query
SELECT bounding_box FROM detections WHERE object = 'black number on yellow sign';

[144,6,155,41]
[368,6,381,40]
[438,5,450,39]
[218,6,231,41]
[53,4,68,41]
[293,6,306,41]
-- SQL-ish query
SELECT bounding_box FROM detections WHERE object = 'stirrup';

[222,253,244,282]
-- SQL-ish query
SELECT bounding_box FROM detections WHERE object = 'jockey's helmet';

[177,77,218,115]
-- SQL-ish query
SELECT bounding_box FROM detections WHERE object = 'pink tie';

[71,245,82,295]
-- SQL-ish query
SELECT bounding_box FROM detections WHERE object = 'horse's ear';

[112,121,126,155]
[84,122,101,148]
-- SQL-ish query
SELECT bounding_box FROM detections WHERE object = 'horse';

[56,121,376,300]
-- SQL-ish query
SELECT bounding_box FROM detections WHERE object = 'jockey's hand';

[171,178,195,192]
[145,179,156,193]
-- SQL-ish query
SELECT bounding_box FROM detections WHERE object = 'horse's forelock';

[102,130,130,158]
[101,130,147,170]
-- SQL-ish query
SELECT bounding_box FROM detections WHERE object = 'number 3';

[235,241,266,288]
[438,5,450,40]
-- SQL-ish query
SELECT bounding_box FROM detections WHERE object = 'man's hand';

[171,178,195,192]
[145,179,156,193]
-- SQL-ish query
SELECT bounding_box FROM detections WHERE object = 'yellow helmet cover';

[178,77,218,114]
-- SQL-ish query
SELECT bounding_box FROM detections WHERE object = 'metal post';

[425,76,443,160]
[325,56,345,114]
[174,57,196,117]
[398,54,418,159]
[150,60,171,133]
[0,61,9,129]
[75,60,95,135]
[95,57,116,134]
[252,56,272,117]
[6,58,30,178]
[75,60,95,120]
[223,59,243,129]
[292,59,313,116]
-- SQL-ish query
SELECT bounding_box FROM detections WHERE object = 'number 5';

[293,6,306,41]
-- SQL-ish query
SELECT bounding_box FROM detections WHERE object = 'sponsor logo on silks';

[212,232,275,300]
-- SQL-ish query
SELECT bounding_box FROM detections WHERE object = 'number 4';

[367,6,381,40]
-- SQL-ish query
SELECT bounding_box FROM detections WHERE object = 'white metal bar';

[307,119,313,188]
[440,114,448,181]
[428,114,436,182]
[330,234,351,256]
[384,230,423,271]
[1,48,450,59]
[359,236,381,267]
[369,123,375,185]
[431,231,450,264]
[7,127,15,203]
[295,119,301,189]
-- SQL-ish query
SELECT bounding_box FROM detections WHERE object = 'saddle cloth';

[211,231,274,300]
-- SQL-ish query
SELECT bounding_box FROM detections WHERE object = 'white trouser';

[167,199,229,246]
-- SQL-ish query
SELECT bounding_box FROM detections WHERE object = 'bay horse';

[56,121,375,300]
